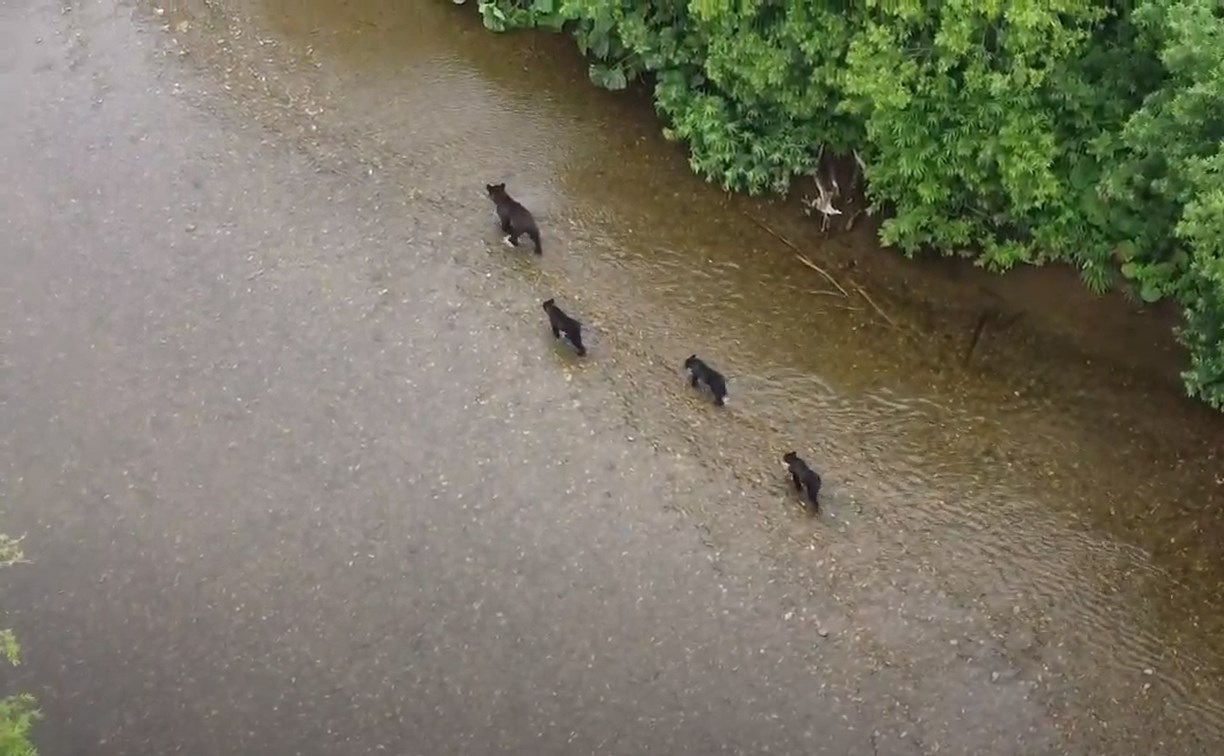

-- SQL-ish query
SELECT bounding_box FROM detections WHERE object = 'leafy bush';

[466,0,1224,410]
[1113,0,1224,407]
[0,534,38,756]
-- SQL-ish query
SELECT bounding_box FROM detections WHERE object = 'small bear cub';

[683,354,729,406]
[782,451,822,514]
[486,182,542,254]
[542,298,586,356]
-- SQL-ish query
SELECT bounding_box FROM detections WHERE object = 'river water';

[3,0,1224,754]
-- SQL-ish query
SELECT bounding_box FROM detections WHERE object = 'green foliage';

[466,0,565,32]
[844,1,1142,277]
[0,696,37,756]
[465,0,1224,411]
[0,631,18,668]
[0,534,39,756]
[1106,0,1224,406]
[654,2,853,194]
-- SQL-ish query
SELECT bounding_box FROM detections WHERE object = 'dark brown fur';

[782,451,821,514]
[542,298,586,356]
[486,183,541,254]
[683,355,728,406]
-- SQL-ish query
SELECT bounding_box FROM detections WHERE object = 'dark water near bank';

[3,0,1224,753]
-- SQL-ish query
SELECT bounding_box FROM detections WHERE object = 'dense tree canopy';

[469,0,1224,410]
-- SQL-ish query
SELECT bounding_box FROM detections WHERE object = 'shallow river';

[3,1,1224,754]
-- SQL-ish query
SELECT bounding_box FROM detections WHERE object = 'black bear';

[486,182,542,254]
[782,451,822,514]
[683,355,729,407]
[542,298,586,357]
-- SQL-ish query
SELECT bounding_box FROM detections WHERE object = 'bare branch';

[853,149,867,176]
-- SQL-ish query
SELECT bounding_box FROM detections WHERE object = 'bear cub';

[782,451,822,514]
[683,355,729,406]
[486,182,542,255]
[543,298,586,356]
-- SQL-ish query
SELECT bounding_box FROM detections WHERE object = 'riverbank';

[488,1,1224,430]
[463,0,1224,413]
[455,4,1219,438]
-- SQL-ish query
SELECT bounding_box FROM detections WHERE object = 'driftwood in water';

[962,308,1023,366]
